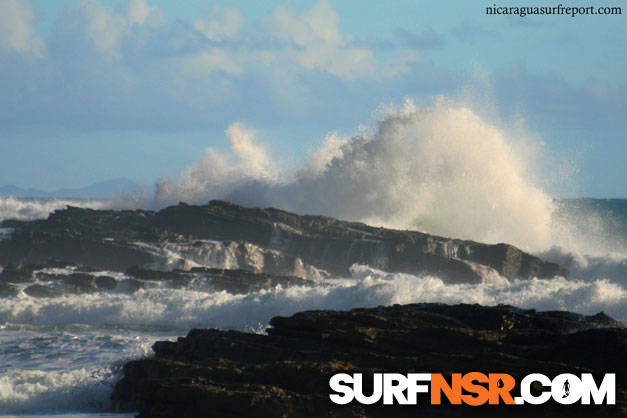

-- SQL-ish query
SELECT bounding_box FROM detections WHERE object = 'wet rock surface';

[0,282,19,297]
[0,263,35,283]
[0,261,315,298]
[95,275,117,290]
[23,283,63,298]
[184,267,315,294]
[112,303,625,417]
[0,200,568,282]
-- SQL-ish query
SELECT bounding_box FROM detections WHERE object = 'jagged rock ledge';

[112,303,625,417]
[0,262,315,297]
[0,200,568,283]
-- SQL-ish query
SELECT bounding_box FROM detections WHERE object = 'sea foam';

[0,264,624,414]
[1,265,624,330]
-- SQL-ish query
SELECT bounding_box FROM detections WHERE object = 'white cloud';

[272,0,341,46]
[176,48,244,76]
[78,0,126,57]
[75,0,156,58]
[295,42,375,79]
[127,0,152,26]
[193,7,242,41]
[0,0,43,55]
[3,0,413,80]
[172,0,415,81]
[268,0,381,79]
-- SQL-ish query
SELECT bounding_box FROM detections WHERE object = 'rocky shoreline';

[3,201,618,417]
[0,200,567,284]
[112,303,625,417]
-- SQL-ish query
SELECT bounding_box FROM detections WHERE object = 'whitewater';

[0,98,625,415]
[1,264,624,414]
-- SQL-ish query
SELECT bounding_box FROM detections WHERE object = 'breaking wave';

[1,263,624,414]
[1,99,624,289]
[0,327,152,415]
[1,266,624,330]
[156,99,557,251]
[154,98,624,259]
[0,197,110,222]
[1,99,624,263]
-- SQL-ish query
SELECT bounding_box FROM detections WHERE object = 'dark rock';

[193,267,314,294]
[112,303,625,417]
[124,266,314,293]
[35,272,67,281]
[0,263,35,283]
[95,275,117,290]
[75,265,104,273]
[24,284,63,298]
[0,232,153,272]
[126,266,194,289]
[127,266,185,281]
[0,282,19,297]
[61,273,97,293]
[0,201,568,282]
[41,259,78,269]
[151,201,569,280]
[118,278,147,293]
[33,271,98,293]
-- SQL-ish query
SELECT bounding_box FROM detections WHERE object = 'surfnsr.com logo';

[329,373,616,406]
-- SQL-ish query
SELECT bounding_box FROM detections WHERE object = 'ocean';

[0,196,625,416]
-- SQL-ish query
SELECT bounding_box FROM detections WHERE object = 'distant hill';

[0,178,144,198]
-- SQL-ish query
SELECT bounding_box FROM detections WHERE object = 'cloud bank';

[0,0,43,55]
[0,0,624,135]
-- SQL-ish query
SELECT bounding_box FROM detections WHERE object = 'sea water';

[0,195,625,416]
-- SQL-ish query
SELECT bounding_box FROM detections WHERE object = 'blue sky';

[0,0,625,197]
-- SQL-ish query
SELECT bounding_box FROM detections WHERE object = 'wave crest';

[155,99,557,253]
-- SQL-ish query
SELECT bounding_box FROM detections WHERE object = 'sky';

[0,0,625,197]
